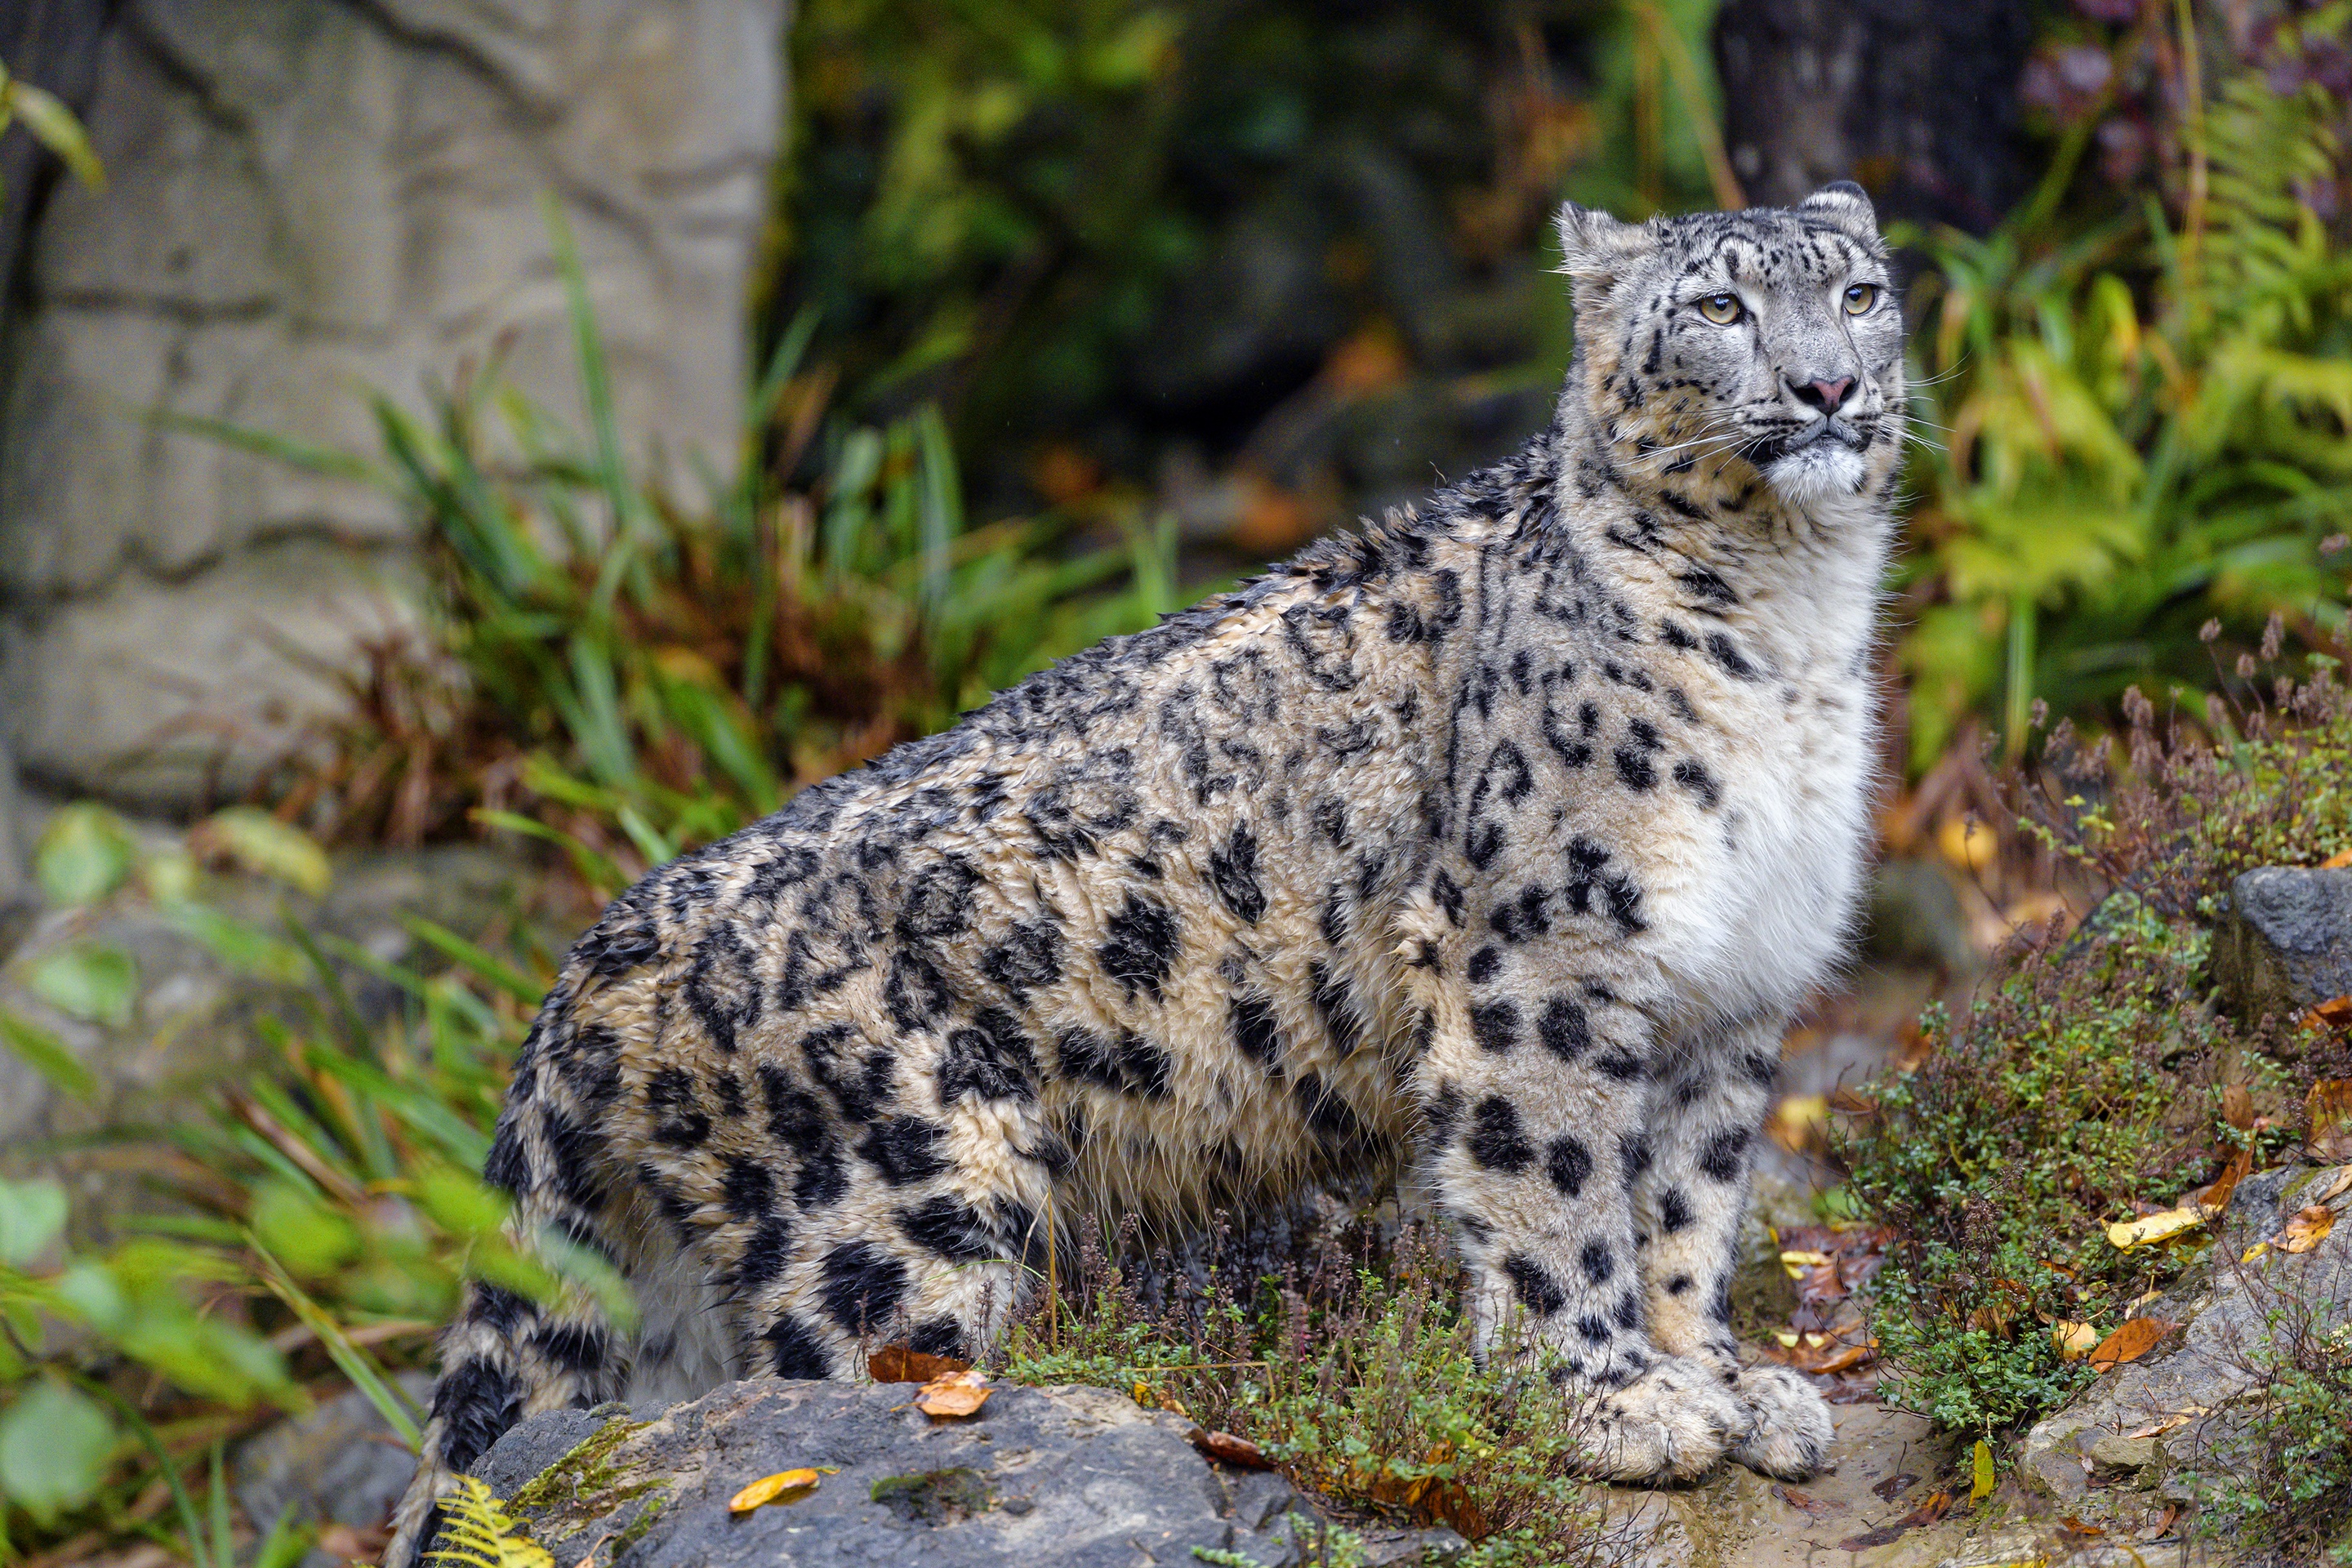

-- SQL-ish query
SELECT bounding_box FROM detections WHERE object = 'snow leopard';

[390,181,1902,1560]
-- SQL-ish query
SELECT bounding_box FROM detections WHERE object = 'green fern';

[427,1477,553,1568]
[1902,40,2352,764]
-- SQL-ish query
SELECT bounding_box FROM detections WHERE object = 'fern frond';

[427,1475,555,1568]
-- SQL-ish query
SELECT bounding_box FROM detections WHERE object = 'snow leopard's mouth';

[1741,416,1867,466]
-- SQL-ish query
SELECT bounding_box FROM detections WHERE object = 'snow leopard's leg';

[1640,1014,1832,1480]
[727,1182,1045,1380]
[1404,934,1746,1484]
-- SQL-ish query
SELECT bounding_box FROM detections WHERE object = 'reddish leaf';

[869,1345,970,1383]
[2087,1318,2173,1370]
[1838,1490,1952,1552]
[1187,1428,1274,1470]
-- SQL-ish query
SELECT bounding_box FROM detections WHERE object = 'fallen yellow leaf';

[1939,816,1997,874]
[2323,849,2352,870]
[728,1467,832,1512]
[1767,1094,1829,1153]
[1971,1440,1996,1501]
[2106,1206,2205,1250]
[2243,1241,2272,1263]
[917,1368,991,1419]
[2309,1166,2352,1206]
[1780,1249,1834,1277]
[2051,1321,2100,1361]
[2278,1205,2335,1254]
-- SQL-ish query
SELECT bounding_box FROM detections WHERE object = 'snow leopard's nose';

[1787,375,1855,416]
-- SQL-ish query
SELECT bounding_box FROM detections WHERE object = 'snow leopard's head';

[1556,184,1904,514]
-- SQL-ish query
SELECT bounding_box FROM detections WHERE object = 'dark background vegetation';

[4,2,2352,1563]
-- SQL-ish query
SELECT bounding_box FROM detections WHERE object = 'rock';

[1864,858,1978,975]
[0,0,790,811]
[2212,867,2352,1027]
[1,541,425,809]
[472,1379,1468,1568]
[2018,1162,2352,1514]
[234,1373,429,1568]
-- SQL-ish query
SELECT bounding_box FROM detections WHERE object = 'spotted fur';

[389,185,1901,1559]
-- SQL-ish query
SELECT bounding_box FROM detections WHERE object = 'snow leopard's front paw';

[1726,1361,1835,1480]
[1577,1356,1750,1484]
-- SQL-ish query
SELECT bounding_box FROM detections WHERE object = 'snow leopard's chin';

[1766,438,1869,510]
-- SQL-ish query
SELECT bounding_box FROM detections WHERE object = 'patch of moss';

[871,1467,993,1526]
[510,1416,666,1526]
[608,1494,666,1558]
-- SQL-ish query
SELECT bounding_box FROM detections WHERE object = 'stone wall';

[0,0,788,816]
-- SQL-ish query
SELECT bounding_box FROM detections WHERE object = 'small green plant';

[0,57,104,197]
[194,203,1183,884]
[2201,1319,2352,1564]
[425,1476,553,1568]
[1846,641,2352,1443]
[0,800,604,1560]
[995,1219,1610,1566]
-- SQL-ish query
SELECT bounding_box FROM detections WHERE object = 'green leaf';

[413,1164,510,1240]
[33,802,136,906]
[0,1379,116,1522]
[198,808,332,896]
[251,1182,361,1279]
[5,82,105,191]
[24,943,138,1027]
[0,1009,96,1098]
[163,902,308,984]
[0,1177,67,1265]
[397,914,543,1005]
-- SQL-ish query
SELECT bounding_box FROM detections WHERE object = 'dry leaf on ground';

[2323,849,2352,870]
[2195,1143,2254,1213]
[2310,1079,2352,1161]
[868,1345,970,1383]
[2106,1206,2204,1250]
[1839,1490,1953,1552]
[728,1468,832,1512]
[2279,1205,2336,1254]
[2087,1317,2172,1370]
[2309,1166,2352,1207]
[916,1368,991,1418]
[2052,1321,2100,1361]
[2124,1405,2208,1440]
[1768,1094,1829,1152]
[1773,1484,1842,1516]
[1780,1248,1835,1276]
[1187,1428,1273,1469]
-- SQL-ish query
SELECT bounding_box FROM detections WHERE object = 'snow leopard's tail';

[385,981,636,1567]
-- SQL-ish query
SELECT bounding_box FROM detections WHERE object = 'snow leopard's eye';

[1843,283,1878,315]
[1696,293,1743,325]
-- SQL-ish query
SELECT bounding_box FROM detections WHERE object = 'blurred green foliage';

[773,0,1725,507]
[1899,3,2352,767]
[0,804,584,1560]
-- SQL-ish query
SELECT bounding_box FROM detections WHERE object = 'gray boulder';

[2212,867,2352,1028]
[473,1379,1467,1568]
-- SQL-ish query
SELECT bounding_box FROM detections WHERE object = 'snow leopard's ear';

[1798,181,1879,243]
[1554,202,1657,312]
